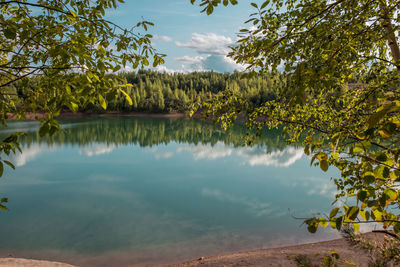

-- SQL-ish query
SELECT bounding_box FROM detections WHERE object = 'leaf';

[383,189,397,201]
[372,209,383,221]
[119,89,133,106]
[319,217,328,228]
[331,251,340,259]
[304,144,310,155]
[363,174,375,184]
[346,206,359,220]
[319,160,329,172]
[39,123,49,137]
[353,146,363,154]
[206,5,213,15]
[98,94,107,110]
[316,152,328,161]
[375,152,387,162]
[307,223,318,233]
[0,162,3,177]
[344,260,357,266]
[48,120,60,136]
[4,27,16,39]
[260,1,269,9]
[335,216,342,230]
[394,222,400,233]
[390,170,400,180]
[70,102,79,113]
[330,207,339,219]
[357,190,368,201]
[378,129,391,138]
[70,10,78,17]
[3,160,15,170]
[367,103,394,129]
[359,210,370,221]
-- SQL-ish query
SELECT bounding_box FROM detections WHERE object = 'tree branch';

[372,230,400,240]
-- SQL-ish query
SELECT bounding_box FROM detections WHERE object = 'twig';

[372,230,400,241]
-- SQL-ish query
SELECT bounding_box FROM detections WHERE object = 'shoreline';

[168,232,381,267]
[6,111,191,121]
[0,233,384,267]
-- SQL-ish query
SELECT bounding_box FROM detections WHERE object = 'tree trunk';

[380,1,400,73]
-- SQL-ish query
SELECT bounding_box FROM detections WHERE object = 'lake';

[0,117,340,266]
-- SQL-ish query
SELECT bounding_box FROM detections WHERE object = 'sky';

[106,0,262,73]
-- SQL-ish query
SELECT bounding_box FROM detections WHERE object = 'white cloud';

[79,144,116,157]
[153,35,172,42]
[175,33,233,55]
[175,54,245,73]
[153,65,181,74]
[176,55,204,64]
[160,32,248,73]
[203,55,245,72]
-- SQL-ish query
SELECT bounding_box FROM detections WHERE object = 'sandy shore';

[0,232,386,267]
[0,258,75,267]
[169,234,377,267]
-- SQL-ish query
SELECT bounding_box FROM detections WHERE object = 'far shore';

[0,232,387,267]
[6,111,191,121]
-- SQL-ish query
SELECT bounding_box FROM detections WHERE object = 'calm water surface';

[0,117,340,266]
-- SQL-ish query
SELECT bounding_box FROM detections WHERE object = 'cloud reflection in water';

[201,188,277,217]
[176,142,303,167]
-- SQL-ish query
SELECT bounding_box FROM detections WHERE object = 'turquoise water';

[0,117,340,266]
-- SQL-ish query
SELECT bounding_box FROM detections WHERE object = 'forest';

[7,70,287,114]
[106,70,286,113]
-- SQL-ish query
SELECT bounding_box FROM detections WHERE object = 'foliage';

[292,250,350,267]
[10,70,285,113]
[191,0,400,236]
[0,0,165,178]
[342,226,400,266]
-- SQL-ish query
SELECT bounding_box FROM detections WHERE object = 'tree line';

[80,70,286,113]
[4,70,286,114]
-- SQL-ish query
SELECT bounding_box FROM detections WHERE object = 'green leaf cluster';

[0,0,166,174]
[192,0,400,236]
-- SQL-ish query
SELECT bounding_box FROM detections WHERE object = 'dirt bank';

[169,232,384,267]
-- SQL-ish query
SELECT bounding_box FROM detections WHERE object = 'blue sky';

[106,0,262,73]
